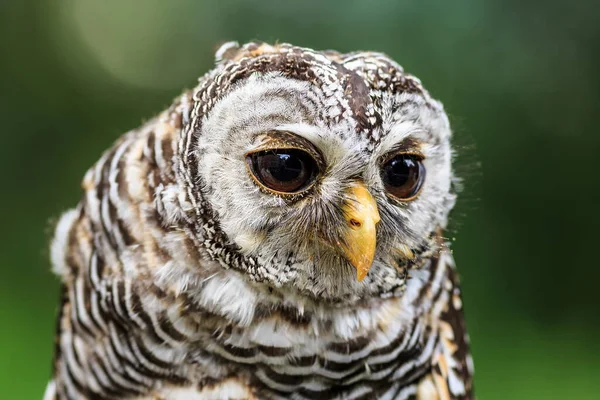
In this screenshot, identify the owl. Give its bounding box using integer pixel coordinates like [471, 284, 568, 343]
[44, 42, 474, 400]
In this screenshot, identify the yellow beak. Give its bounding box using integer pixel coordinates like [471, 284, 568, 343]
[340, 183, 381, 281]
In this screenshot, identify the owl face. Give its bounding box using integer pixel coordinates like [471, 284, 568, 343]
[183, 43, 455, 301]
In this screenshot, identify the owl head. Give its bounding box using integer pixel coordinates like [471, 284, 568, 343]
[177, 42, 456, 302]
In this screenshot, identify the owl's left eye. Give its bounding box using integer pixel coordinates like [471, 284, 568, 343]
[246, 149, 318, 194]
[381, 153, 426, 201]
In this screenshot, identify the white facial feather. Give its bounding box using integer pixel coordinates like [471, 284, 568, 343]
[191, 72, 454, 301]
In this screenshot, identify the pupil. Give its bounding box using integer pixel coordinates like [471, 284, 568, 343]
[267, 153, 303, 181]
[386, 157, 415, 186]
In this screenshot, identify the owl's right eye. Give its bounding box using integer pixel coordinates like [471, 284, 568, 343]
[246, 149, 318, 194]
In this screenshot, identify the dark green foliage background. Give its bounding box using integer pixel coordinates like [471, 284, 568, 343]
[1, 1, 598, 398]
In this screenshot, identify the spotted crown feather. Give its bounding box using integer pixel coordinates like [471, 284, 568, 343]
[45, 42, 474, 399]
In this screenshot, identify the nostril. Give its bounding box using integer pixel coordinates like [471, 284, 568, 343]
[349, 218, 362, 228]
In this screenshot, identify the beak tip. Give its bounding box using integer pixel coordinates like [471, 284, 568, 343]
[354, 258, 373, 282]
[356, 270, 368, 282]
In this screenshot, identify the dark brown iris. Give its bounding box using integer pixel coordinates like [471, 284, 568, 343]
[381, 154, 425, 200]
[247, 149, 318, 193]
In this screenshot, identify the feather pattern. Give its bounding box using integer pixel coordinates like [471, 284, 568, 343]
[46, 42, 473, 399]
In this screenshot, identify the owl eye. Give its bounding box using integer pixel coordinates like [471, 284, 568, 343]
[247, 149, 318, 194]
[381, 154, 425, 200]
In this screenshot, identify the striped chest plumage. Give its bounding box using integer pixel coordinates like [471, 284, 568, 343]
[197, 256, 464, 400]
[49, 238, 468, 399]
[46, 42, 474, 399]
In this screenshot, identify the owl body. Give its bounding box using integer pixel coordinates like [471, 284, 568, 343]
[46, 42, 474, 399]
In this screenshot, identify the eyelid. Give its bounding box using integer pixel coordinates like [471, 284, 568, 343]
[380, 149, 425, 166]
[379, 136, 425, 164]
[245, 130, 325, 168]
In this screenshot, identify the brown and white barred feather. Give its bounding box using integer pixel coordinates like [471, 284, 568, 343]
[45, 42, 474, 399]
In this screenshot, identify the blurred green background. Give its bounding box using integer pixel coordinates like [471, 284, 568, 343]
[1, 0, 599, 399]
